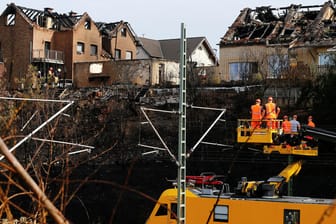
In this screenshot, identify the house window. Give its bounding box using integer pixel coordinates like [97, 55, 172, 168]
[121, 28, 127, 37]
[77, 42, 85, 54]
[214, 205, 228, 222]
[126, 51, 133, 59]
[319, 53, 335, 66]
[229, 62, 258, 81]
[6, 13, 15, 26]
[90, 44, 98, 56]
[284, 209, 300, 224]
[45, 41, 51, 58]
[268, 54, 289, 78]
[84, 19, 91, 30]
[115, 49, 121, 59]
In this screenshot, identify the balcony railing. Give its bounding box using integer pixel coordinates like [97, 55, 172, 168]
[315, 65, 336, 74]
[32, 49, 64, 62]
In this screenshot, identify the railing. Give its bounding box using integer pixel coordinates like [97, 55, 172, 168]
[237, 119, 282, 144]
[32, 49, 64, 61]
[311, 65, 336, 75]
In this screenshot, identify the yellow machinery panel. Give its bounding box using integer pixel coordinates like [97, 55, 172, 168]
[237, 119, 279, 144]
[263, 144, 318, 156]
[237, 119, 318, 156]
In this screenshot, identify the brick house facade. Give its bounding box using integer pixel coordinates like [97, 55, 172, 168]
[0, 4, 109, 88]
[96, 21, 138, 60]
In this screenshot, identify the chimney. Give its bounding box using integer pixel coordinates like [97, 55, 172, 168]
[44, 7, 53, 13]
[69, 11, 77, 17]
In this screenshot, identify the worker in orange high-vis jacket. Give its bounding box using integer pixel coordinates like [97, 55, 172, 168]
[264, 96, 280, 129]
[250, 98, 264, 129]
[305, 115, 317, 147]
[307, 115, 315, 128]
[281, 115, 291, 144]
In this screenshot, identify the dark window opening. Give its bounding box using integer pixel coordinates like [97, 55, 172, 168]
[45, 41, 51, 58]
[45, 41, 51, 51]
[84, 19, 91, 30]
[155, 203, 168, 216]
[121, 28, 127, 37]
[284, 209, 300, 224]
[6, 13, 15, 26]
[170, 203, 177, 220]
[115, 49, 121, 59]
[90, 44, 98, 56]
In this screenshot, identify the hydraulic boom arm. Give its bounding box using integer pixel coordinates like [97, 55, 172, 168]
[236, 160, 303, 198]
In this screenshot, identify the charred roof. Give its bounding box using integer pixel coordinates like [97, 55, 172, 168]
[3, 3, 85, 30]
[220, 1, 336, 48]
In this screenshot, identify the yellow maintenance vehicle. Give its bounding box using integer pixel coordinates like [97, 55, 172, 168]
[236, 119, 322, 156]
[146, 160, 336, 224]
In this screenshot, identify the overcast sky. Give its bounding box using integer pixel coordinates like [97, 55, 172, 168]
[4, 0, 325, 53]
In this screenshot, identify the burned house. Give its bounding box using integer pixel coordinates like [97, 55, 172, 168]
[0, 3, 218, 89]
[0, 3, 108, 88]
[0, 3, 140, 89]
[73, 21, 141, 87]
[73, 36, 218, 88]
[96, 21, 139, 60]
[219, 1, 336, 83]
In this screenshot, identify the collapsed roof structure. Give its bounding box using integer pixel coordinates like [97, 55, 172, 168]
[220, 1, 336, 48]
[3, 3, 86, 30]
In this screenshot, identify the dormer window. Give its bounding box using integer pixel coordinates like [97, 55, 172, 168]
[6, 13, 15, 26]
[84, 19, 91, 30]
[121, 28, 127, 37]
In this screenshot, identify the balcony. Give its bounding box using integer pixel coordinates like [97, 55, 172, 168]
[32, 49, 64, 64]
[315, 65, 336, 75]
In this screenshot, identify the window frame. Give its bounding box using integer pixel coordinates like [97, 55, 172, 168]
[284, 209, 300, 224]
[77, 42, 85, 54]
[121, 28, 127, 37]
[90, 44, 98, 56]
[125, 51, 133, 60]
[214, 205, 229, 222]
[268, 54, 289, 78]
[115, 49, 121, 59]
[229, 62, 258, 81]
[318, 52, 335, 66]
[84, 19, 91, 30]
[6, 13, 15, 26]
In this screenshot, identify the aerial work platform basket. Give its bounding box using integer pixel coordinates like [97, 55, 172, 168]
[236, 119, 318, 156]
